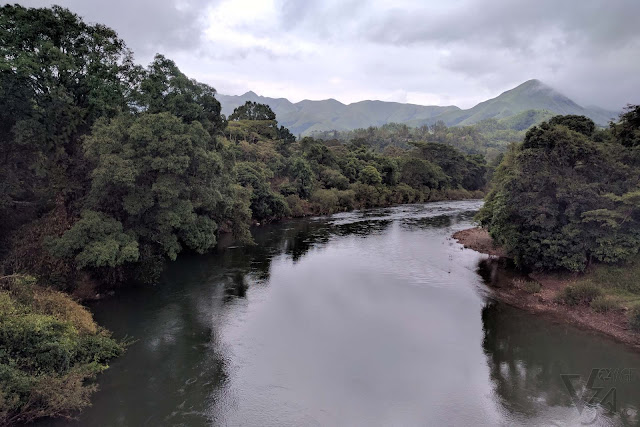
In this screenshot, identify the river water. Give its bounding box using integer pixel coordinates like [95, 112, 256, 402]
[49, 200, 640, 426]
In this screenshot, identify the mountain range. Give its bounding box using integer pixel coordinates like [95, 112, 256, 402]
[217, 79, 619, 136]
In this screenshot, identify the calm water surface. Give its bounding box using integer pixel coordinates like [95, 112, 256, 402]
[48, 200, 640, 426]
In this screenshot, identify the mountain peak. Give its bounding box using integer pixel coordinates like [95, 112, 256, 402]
[243, 90, 258, 97]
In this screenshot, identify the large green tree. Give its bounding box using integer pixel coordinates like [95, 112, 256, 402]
[0, 5, 134, 241]
[49, 112, 238, 276]
[478, 112, 640, 271]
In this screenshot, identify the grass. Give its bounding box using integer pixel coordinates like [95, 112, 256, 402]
[574, 256, 640, 310]
[556, 282, 602, 306]
[512, 278, 541, 294]
[590, 295, 621, 313]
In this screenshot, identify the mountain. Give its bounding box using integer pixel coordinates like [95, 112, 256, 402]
[217, 80, 619, 136]
[419, 79, 618, 127]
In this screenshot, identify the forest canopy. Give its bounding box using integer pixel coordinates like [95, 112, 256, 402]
[0, 4, 488, 292]
[477, 107, 640, 271]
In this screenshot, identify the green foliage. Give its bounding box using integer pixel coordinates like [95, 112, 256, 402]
[611, 105, 640, 148]
[46, 211, 138, 269]
[236, 162, 290, 221]
[548, 115, 596, 136]
[0, 4, 134, 241]
[137, 55, 225, 136]
[556, 283, 603, 306]
[399, 158, 448, 189]
[479, 111, 640, 271]
[512, 278, 541, 294]
[229, 101, 276, 121]
[359, 165, 382, 185]
[590, 295, 619, 313]
[0, 276, 125, 424]
[290, 157, 315, 198]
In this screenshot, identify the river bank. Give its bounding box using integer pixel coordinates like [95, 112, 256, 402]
[454, 227, 640, 351]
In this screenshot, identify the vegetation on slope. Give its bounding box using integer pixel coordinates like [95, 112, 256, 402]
[311, 109, 558, 162]
[477, 108, 640, 272]
[217, 80, 618, 136]
[0, 275, 125, 425]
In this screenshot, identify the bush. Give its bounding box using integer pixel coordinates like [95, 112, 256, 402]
[0, 275, 125, 425]
[556, 282, 602, 306]
[335, 190, 356, 211]
[310, 189, 339, 215]
[358, 165, 382, 186]
[512, 278, 541, 294]
[628, 306, 640, 332]
[590, 295, 619, 313]
[285, 195, 307, 217]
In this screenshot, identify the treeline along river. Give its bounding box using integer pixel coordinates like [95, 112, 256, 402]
[42, 200, 640, 426]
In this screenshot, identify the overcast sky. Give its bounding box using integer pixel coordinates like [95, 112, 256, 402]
[20, 0, 640, 109]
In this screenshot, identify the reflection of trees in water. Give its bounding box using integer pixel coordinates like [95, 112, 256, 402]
[481, 285, 640, 425]
[400, 214, 452, 230]
[481, 302, 574, 418]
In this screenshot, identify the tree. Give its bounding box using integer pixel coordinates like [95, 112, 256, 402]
[50, 112, 239, 271]
[359, 165, 383, 186]
[399, 158, 448, 189]
[136, 55, 225, 136]
[229, 101, 276, 121]
[236, 162, 289, 221]
[611, 105, 640, 147]
[548, 115, 595, 136]
[478, 112, 640, 271]
[0, 5, 134, 240]
[290, 157, 314, 198]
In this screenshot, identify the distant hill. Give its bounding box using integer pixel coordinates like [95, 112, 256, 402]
[217, 80, 619, 136]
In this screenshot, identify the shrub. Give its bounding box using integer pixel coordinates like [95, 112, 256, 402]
[310, 189, 340, 215]
[628, 306, 640, 332]
[335, 190, 356, 211]
[512, 278, 541, 294]
[358, 165, 382, 186]
[556, 282, 602, 306]
[0, 275, 125, 425]
[590, 295, 619, 313]
[285, 195, 307, 217]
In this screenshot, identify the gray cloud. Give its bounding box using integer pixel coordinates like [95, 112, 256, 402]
[21, 0, 214, 61]
[13, 0, 640, 110]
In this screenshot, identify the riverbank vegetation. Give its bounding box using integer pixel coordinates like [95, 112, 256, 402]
[0, 275, 125, 425]
[0, 4, 488, 293]
[464, 105, 640, 338]
[0, 6, 490, 422]
[478, 109, 640, 272]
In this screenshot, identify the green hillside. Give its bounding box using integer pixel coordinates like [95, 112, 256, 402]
[218, 80, 618, 136]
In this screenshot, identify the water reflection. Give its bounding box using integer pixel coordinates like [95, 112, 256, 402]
[481, 289, 640, 426]
[39, 200, 640, 427]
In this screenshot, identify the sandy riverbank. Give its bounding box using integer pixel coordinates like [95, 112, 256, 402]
[454, 227, 640, 351]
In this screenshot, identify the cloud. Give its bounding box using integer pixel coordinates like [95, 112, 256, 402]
[15, 0, 640, 110]
[21, 0, 214, 62]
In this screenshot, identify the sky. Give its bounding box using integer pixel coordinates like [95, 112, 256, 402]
[19, 0, 640, 110]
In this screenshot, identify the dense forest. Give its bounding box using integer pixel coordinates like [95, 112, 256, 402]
[478, 109, 640, 272]
[0, 5, 488, 290]
[0, 6, 488, 423]
[311, 109, 559, 162]
[2, 4, 636, 425]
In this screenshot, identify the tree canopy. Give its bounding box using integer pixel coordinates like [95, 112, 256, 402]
[478, 111, 640, 271]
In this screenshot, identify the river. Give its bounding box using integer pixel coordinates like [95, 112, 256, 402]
[47, 200, 640, 426]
